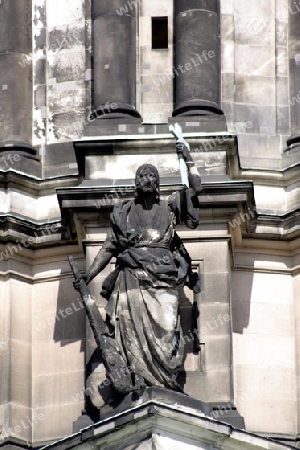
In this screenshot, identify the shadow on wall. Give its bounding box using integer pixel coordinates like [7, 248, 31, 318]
[53, 276, 86, 351]
[231, 270, 254, 334]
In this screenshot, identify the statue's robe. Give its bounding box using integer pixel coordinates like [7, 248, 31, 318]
[99, 189, 199, 390]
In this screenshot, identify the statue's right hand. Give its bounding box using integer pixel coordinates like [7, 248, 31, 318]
[73, 272, 88, 292]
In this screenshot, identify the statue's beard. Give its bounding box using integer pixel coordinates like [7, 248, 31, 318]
[135, 184, 159, 200]
[136, 184, 156, 193]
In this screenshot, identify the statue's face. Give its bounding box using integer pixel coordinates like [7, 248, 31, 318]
[136, 166, 157, 193]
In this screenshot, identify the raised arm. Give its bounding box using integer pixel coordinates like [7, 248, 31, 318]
[168, 142, 202, 229]
[176, 142, 202, 194]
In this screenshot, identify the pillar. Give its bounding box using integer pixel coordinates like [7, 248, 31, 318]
[173, 0, 223, 117]
[0, 0, 34, 151]
[92, 0, 141, 119]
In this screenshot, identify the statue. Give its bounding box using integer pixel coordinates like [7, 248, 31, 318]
[71, 138, 202, 397]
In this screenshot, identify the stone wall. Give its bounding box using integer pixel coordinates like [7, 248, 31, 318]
[221, 0, 289, 168]
[232, 269, 296, 435]
[33, 0, 88, 177]
[1, 0, 300, 448]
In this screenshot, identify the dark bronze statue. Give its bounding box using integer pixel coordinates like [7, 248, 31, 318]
[72, 141, 202, 396]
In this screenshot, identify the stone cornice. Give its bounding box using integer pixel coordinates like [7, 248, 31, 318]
[57, 181, 255, 240]
[0, 139, 300, 253]
[228, 145, 300, 187]
[0, 137, 299, 193]
[0, 245, 84, 280]
[0, 214, 66, 250]
[0, 170, 79, 196]
[74, 134, 300, 187]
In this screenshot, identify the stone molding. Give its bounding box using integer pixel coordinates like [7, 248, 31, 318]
[39, 388, 293, 450]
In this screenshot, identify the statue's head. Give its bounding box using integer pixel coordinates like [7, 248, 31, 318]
[135, 164, 160, 200]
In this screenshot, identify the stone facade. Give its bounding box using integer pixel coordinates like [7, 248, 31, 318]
[0, 1, 300, 449]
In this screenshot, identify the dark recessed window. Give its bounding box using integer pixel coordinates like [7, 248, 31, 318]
[152, 17, 168, 50]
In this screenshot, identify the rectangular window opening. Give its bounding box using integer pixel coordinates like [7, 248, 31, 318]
[152, 17, 168, 50]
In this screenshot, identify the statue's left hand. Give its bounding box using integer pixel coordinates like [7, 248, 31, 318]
[176, 141, 191, 162]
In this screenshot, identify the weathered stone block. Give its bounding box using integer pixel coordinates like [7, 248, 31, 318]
[32, 404, 83, 442]
[33, 279, 85, 344]
[44, 142, 77, 166]
[235, 75, 275, 106]
[204, 335, 231, 369]
[221, 15, 234, 41]
[235, 44, 275, 77]
[185, 367, 231, 403]
[234, 1, 275, 19]
[237, 134, 282, 162]
[199, 303, 231, 337]
[142, 0, 172, 16]
[276, 76, 289, 105]
[220, 0, 234, 15]
[33, 370, 85, 408]
[201, 272, 230, 304]
[222, 41, 234, 74]
[33, 342, 85, 377]
[234, 17, 274, 45]
[191, 241, 229, 274]
[47, 0, 85, 27]
[10, 340, 31, 405]
[221, 75, 234, 107]
[0, 53, 33, 146]
[276, 0, 289, 19]
[11, 281, 32, 342]
[276, 19, 288, 46]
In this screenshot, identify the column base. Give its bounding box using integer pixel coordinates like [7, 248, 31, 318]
[172, 100, 224, 117]
[91, 102, 141, 120]
[287, 132, 300, 147]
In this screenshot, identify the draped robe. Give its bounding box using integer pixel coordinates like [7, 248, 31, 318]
[92, 188, 199, 390]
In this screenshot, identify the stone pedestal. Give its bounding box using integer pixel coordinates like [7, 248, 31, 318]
[43, 388, 294, 450]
